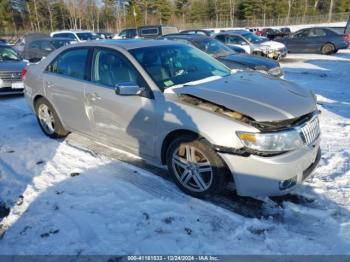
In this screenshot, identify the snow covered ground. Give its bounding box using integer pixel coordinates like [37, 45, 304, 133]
[0, 50, 350, 255]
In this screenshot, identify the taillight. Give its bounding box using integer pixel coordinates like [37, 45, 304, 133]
[20, 68, 27, 79]
[343, 34, 350, 43]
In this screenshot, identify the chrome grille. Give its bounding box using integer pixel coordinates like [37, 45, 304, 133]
[0, 71, 22, 83]
[300, 116, 320, 146]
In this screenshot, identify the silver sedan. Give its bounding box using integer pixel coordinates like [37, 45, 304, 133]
[23, 40, 321, 197]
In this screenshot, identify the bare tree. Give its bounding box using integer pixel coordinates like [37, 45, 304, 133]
[285, 0, 294, 25]
[328, 0, 334, 22]
[26, 1, 35, 31]
[229, 0, 235, 27]
[46, 0, 54, 32]
[33, 0, 40, 31]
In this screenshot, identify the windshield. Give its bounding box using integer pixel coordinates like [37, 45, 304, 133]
[242, 32, 265, 44]
[76, 32, 97, 40]
[130, 44, 231, 90]
[51, 40, 71, 49]
[0, 47, 22, 61]
[192, 38, 235, 57]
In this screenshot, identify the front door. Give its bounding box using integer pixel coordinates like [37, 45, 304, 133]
[85, 47, 157, 158]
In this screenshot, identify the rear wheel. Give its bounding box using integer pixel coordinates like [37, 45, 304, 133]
[321, 43, 335, 55]
[166, 135, 228, 197]
[35, 98, 68, 138]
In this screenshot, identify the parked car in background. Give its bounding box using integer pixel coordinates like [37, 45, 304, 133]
[276, 27, 349, 54]
[180, 29, 215, 37]
[260, 28, 289, 40]
[22, 37, 72, 62]
[114, 28, 138, 39]
[214, 30, 288, 60]
[0, 39, 9, 45]
[280, 27, 291, 35]
[23, 40, 320, 197]
[51, 30, 99, 42]
[96, 32, 114, 39]
[160, 34, 283, 77]
[0, 44, 27, 95]
[138, 25, 178, 38]
[115, 26, 179, 39]
[13, 32, 49, 54]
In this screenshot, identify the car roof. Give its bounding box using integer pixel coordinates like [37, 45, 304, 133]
[163, 33, 210, 40]
[51, 30, 92, 34]
[216, 30, 249, 35]
[31, 37, 72, 42]
[70, 39, 185, 50]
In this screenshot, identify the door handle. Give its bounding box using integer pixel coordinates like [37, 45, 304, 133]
[90, 92, 101, 102]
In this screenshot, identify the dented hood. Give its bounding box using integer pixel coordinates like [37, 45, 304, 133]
[173, 71, 316, 122]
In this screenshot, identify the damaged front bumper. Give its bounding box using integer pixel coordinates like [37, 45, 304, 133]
[218, 139, 321, 197]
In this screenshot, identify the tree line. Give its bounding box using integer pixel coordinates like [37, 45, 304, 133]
[1, 0, 349, 35]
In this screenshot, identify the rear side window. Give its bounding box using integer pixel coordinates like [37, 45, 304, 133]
[47, 48, 89, 80]
[310, 28, 327, 37]
[227, 35, 243, 44]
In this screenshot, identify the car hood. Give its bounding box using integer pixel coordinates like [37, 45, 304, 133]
[218, 53, 278, 70]
[0, 60, 27, 72]
[173, 71, 316, 122]
[256, 40, 286, 49]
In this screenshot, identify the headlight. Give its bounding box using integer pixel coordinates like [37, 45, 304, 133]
[236, 129, 304, 153]
[268, 67, 283, 77]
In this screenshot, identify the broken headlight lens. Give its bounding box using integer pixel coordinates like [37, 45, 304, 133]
[236, 129, 304, 153]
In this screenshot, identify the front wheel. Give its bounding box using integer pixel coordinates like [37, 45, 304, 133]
[166, 135, 228, 197]
[35, 98, 68, 138]
[321, 43, 335, 55]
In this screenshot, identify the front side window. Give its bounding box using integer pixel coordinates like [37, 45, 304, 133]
[242, 32, 264, 44]
[130, 44, 231, 90]
[192, 39, 235, 57]
[91, 48, 144, 88]
[47, 48, 88, 80]
[294, 29, 310, 38]
[227, 35, 244, 45]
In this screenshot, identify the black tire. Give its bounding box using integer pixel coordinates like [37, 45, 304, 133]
[34, 97, 68, 139]
[321, 43, 335, 55]
[166, 134, 229, 198]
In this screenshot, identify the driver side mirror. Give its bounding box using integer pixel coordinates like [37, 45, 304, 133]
[241, 41, 247, 45]
[115, 82, 144, 96]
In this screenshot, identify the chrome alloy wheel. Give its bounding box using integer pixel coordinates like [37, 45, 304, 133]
[172, 145, 213, 192]
[38, 104, 55, 135]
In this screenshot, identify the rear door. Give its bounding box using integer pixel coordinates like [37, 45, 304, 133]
[307, 28, 328, 52]
[44, 47, 92, 134]
[287, 29, 311, 52]
[84, 47, 157, 157]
